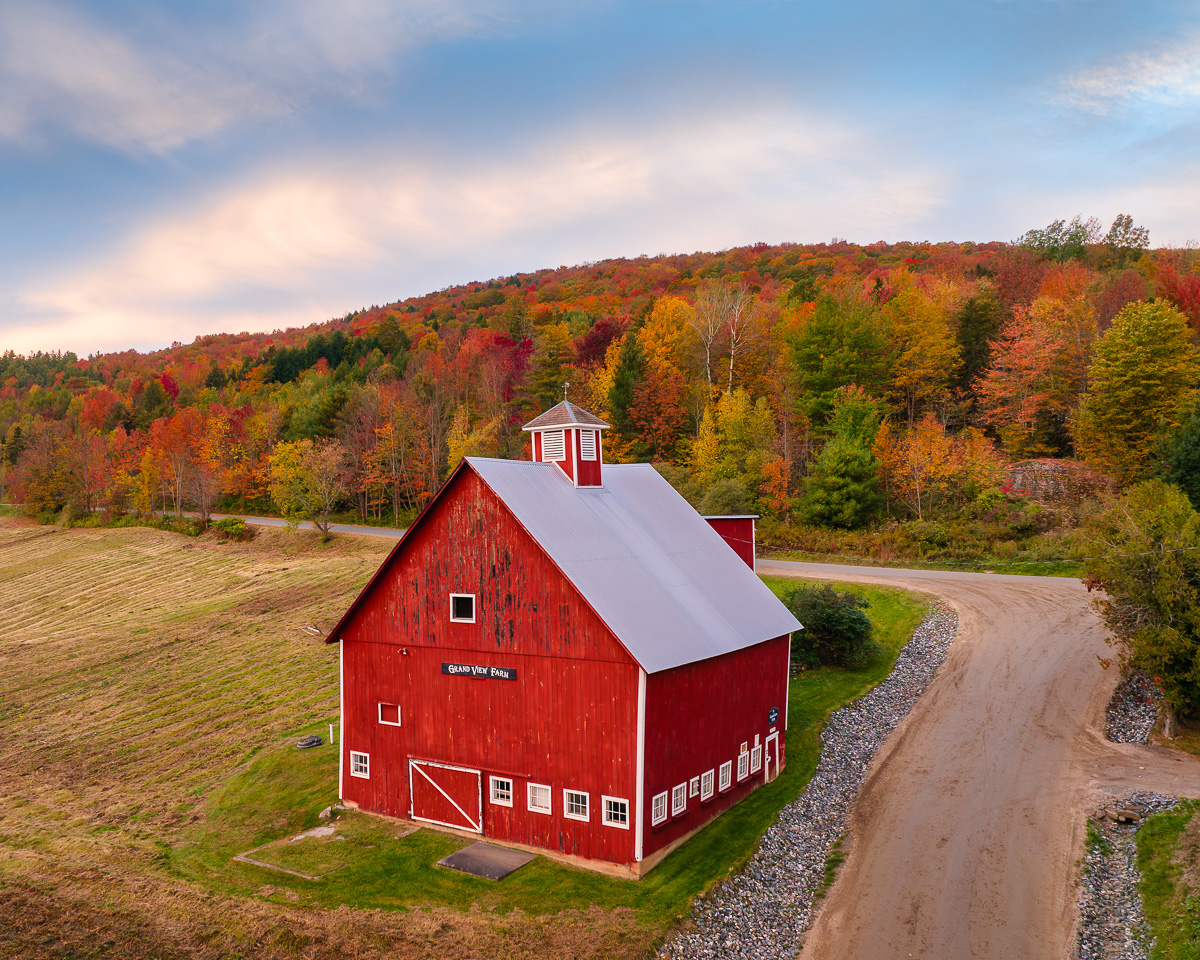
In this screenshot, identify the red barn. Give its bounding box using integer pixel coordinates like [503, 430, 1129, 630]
[327, 401, 801, 876]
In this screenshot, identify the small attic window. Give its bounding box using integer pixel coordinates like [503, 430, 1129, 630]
[541, 430, 566, 462]
[450, 594, 475, 622]
[579, 430, 596, 461]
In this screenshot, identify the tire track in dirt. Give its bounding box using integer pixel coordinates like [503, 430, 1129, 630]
[758, 560, 1200, 960]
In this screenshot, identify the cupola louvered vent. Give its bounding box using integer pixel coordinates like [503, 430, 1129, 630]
[580, 430, 596, 461]
[542, 430, 566, 461]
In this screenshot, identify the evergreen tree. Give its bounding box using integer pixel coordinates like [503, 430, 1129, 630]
[607, 331, 647, 448]
[953, 284, 1006, 390]
[799, 386, 883, 529]
[530, 323, 574, 411]
[1158, 399, 1200, 511]
[785, 294, 892, 428]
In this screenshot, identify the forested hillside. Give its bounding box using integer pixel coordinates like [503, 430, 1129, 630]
[4, 216, 1199, 550]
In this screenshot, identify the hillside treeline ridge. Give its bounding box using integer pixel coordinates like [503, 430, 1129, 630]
[4, 217, 1200, 542]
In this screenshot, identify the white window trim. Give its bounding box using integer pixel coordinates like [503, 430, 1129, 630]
[750, 745, 763, 774]
[449, 593, 476, 623]
[563, 789, 590, 822]
[737, 752, 749, 782]
[719, 760, 733, 791]
[377, 702, 401, 727]
[602, 795, 630, 830]
[651, 790, 668, 825]
[701, 769, 715, 800]
[689, 776, 700, 797]
[350, 750, 370, 779]
[671, 783, 687, 816]
[489, 776, 513, 807]
[542, 429, 566, 462]
[527, 782, 552, 815]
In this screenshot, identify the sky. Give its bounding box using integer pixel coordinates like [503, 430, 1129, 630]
[1, 0, 1198, 357]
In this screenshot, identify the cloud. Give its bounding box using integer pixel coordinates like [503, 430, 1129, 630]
[0, 0, 521, 153]
[7, 105, 948, 354]
[1061, 33, 1200, 113]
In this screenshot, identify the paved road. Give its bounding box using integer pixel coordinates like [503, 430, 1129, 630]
[202, 513, 407, 539]
[758, 559, 1200, 960]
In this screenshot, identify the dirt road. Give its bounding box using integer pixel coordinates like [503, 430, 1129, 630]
[758, 559, 1200, 960]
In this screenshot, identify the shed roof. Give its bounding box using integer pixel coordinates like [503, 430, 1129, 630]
[467, 458, 800, 673]
[522, 400, 610, 431]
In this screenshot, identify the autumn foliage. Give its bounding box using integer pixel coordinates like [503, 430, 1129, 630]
[2, 217, 1196, 538]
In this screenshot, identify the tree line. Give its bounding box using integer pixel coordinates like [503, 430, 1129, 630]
[4, 219, 1199, 533]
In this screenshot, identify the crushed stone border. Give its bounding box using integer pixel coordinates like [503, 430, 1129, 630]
[660, 602, 958, 960]
[1077, 792, 1179, 960]
[1106, 672, 1162, 745]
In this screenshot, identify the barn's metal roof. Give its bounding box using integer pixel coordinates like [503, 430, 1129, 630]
[522, 400, 610, 431]
[468, 458, 801, 674]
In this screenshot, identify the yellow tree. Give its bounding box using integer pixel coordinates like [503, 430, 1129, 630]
[883, 276, 960, 424]
[268, 439, 349, 541]
[690, 388, 776, 496]
[1073, 300, 1200, 484]
[640, 296, 697, 377]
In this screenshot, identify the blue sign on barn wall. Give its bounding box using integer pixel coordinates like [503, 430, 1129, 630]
[442, 662, 518, 681]
[768, 706, 779, 723]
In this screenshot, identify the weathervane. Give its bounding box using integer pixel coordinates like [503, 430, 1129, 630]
[563, 381, 570, 400]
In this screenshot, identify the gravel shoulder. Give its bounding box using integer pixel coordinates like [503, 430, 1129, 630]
[661, 604, 957, 959]
[754, 560, 1200, 960]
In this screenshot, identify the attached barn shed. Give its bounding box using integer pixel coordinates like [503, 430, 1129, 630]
[327, 401, 801, 875]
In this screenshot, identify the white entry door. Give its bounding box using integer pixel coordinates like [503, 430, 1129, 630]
[764, 732, 780, 783]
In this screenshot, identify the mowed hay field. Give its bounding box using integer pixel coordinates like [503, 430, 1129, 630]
[0, 517, 649, 960]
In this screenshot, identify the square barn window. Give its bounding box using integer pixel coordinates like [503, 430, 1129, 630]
[701, 769, 714, 800]
[564, 790, 589, 821]
[527, 783, 552, 814]
[737, 752, 749, 782]
[542, 430, 566, 461]
[450, 594, 475, 622]
[602, 796, 629, 829]
[719, 761, 732, 791]
[490, 776, 513, 806]
[671, 783, 687, 816]
[651, 791, 668, 825]
[378, 702, 401, 726]
[350, 751, 370, 779]
[579, 430, 597, 461]
[689, 776, 700, 797]
[750, 745, 763, 774]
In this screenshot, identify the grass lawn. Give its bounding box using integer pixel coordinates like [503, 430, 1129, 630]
[1135, 799, 1200, 959]
[171, 575, 928, 930]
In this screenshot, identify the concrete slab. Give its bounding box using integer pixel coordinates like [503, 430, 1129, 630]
[436, 841, 537, 880]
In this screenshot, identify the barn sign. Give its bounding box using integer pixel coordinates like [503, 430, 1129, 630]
[442, 662, 518, 681]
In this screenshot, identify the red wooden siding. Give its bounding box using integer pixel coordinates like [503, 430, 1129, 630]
[704, 516, 756, 570]
[573, 428, 602, 487]
[339, 467, 640, 865]
[640, 634, 790, 858]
